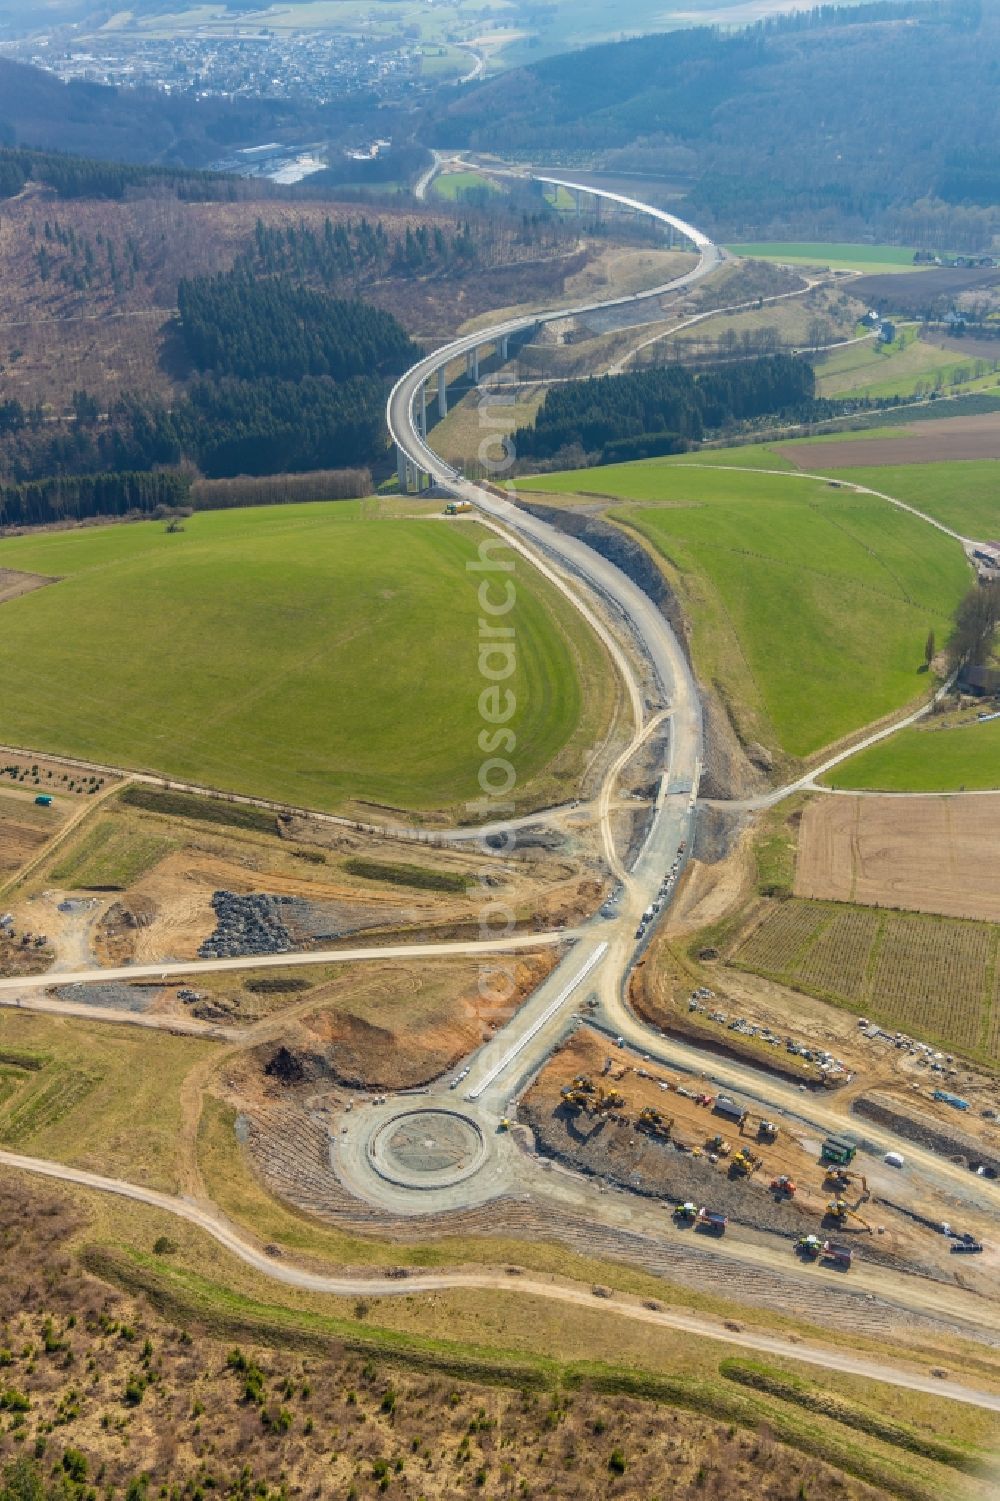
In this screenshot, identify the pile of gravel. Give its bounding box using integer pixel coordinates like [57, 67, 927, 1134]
[199, 891, 294, 959]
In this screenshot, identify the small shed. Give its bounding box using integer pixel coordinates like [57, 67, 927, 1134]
[821, 1137, 857, 1166]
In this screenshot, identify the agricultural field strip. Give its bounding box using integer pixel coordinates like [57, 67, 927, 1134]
[5, 1146, 1000, 1412]
[734, 900, 997, 1059]
[0, 773, 126, 900]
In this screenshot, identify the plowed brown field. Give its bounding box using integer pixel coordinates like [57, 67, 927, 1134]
[795, 792, 1000, 920]
[778, 413, 1000, 469]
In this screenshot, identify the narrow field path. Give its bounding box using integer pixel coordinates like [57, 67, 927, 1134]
[5, 1148, 1000, 1412]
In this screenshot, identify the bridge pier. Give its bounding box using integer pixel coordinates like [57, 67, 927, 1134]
[498, 334, 509, 362]
[396, 445, 407, 489]
[466, 346, 480, 383]
[437, 366, 448, 418]
[419, 384, 428, 440]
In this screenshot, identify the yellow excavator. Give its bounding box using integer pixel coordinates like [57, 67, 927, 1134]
[637, 1105, 673, 1139]
[825, 1197, 873, 1233]
[730, 1148, 762, 1178]
[823, 1168, 870, 1210]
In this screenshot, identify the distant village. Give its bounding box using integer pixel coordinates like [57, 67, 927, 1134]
[2, 28, 425, 108]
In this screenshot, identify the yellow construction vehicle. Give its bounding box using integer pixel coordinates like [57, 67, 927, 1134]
[560, 1085, 590, 1113]
[730, 1148, 762, 1178]
[707, 1134, 731, 1157]
[674, 1201, 698, 1222]
[637, 1105, 673, 1139]
[498, 1118, 510, 1132]
[594, 1086, 625, 1115]
[823, 1168, 869, 1208]
[825, 1198, 873, 1233]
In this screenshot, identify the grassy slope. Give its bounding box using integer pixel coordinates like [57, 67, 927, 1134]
[727, 242, 924, 273]
[432, 169, 500, 199]
[825, 716, 1000, 792]
[814, 335, 972, 399]
[832, 460, 1000, 539]
[520, 462, 969, 758]
[0, 503, 606, 814]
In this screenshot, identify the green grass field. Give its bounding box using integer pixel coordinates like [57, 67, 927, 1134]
[828, 460, 1000, 539]
[0, 503, 607, 814]
[519, 462, 969, 758]
[811, 331, 991, 400]
[824, 715, 1000, 792]
[727, 242, 925, 273]
[432, 170, 502, 201]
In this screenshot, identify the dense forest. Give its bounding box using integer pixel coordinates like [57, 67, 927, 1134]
[0, 469, 187, 527]
[177, 274, 420, 382]
[433, 0, 1000, 244]
[519, 356, 818, 462]
[247, 215, 479, 286]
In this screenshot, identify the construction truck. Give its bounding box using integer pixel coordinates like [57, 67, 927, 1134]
[826, 1198, 873, 1233]
[796, 1234, 822, 1257]
[822, 1240, 854, 1268]
[696, 1207, 728, 1234]
[444, 500, 472, 515]
[637, 1105, 673, 1139]
[770, 1175, 796, 1197]
[674, 1201, 698, 1222]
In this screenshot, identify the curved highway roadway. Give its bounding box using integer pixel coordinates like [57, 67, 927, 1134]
[386, 175, 717, 1106]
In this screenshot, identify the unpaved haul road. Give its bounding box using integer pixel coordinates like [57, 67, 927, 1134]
[0, 932, 569, 997]
[5, 1148, 999, 1412]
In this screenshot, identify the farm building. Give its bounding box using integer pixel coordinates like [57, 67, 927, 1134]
[959, 665, 1000, 696]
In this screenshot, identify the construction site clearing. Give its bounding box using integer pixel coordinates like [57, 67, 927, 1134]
[0, 772, 602, 979]
[519, 1029, 998, 1286]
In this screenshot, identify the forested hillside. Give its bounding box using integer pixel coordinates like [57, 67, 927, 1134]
[0, 59, 309, 168]
[520, 356, 818, 463]
[433, 0, 1000, 244]
[177, 275, 419, 382]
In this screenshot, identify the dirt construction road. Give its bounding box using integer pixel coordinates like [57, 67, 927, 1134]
[5, 1148, 1000, 1413]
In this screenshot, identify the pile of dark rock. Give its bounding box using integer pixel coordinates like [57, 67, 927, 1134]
[198, 891, 294, 959]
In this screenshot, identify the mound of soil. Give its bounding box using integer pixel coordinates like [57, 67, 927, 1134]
[852, 1093, 1000, 1176]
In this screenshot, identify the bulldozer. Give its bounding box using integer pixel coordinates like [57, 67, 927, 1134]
[637, 1105, 673, 1140]
[826, 1197, 873, 1233]
[770, 1174, 796, 1197]
[730, 1148, 762, 1178]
